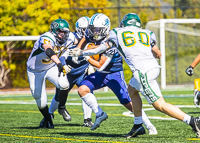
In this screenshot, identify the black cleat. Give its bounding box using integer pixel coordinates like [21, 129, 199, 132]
[39, 114, 54, 128]
[58, 106, 71, 122]
[125, 124, 145, 138]
[46, 120, 54, 129]
[39, 118, 47, 128]
[193, 117, 200, 137]
[83, 118, 94, 127]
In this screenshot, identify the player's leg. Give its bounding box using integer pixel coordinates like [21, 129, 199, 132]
[27, 69, 53, 128]
[78, 72, 108, 130]
[107, 71, 151, 136]
[75, 73, 93, 127]
[82, 100, 93, 127]
[143, 68, 200, 137]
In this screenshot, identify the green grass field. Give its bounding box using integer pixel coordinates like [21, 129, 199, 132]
[1, 90, 200, 143]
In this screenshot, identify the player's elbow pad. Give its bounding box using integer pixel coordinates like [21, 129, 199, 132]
[45, 48, 56, 59]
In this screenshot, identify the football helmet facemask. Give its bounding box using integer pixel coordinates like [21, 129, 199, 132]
[87, 13, 110, 42]
[75, 16, 90, 38]
[50, 19, 70, 43]
[120, 13, 141, 28]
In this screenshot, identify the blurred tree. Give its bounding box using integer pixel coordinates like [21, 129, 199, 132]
[0, 0, 111, 88]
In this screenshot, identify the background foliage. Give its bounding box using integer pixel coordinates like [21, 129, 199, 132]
[1, 0, 200, 88]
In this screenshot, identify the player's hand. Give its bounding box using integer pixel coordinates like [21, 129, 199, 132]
[84, 56, 90, 61]
[185, 66, 193, 76]
[72, 57, 80, 64]
[63, 65, 72, 75]
[69, 47, 82, 57]
[57, 63, 64, 77]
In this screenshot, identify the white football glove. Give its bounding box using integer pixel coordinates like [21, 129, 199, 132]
[63, 65, 72, 75]
[87, 65, 95, 75]
[69, 47, 81, 57]
[84, 56, 90, 61]
[72, 57, 80, 64]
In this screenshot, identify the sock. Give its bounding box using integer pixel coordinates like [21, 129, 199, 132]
[49, 96, 59, 114]
[58, 89, 69, 109]
[39, 105, 52, 124]
[82, 100, 92, 119]
[183, 114, 191, 125]
[141, 109, 154, 128]
[134, 116, 143, 125]
[81, 92, 103, 116]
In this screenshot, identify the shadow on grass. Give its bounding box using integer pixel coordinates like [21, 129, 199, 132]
[16, 123, 82, 129]
[187, 112, 200, 114]
[57, 132, 124, 138]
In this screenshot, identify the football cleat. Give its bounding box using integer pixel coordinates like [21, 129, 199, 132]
[147, 126, 157, 135]
[83, 118, 94, 127]
[39, 118, 47, 128]
[58, 106, 71, 122]
[39, 114, 54, 128]
[194, 90, 200, 108]
[91, 112, 108, 130]
[125, 124, 145, 138]
[193, 117, 200, 137]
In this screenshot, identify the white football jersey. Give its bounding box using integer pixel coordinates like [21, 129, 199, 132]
[27, 31, 75, 72]
[108, 26, 160, 74]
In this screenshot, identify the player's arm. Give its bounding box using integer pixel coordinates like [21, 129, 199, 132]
[185, 54, 200, 76]
[42, 43, 64, 76]
[86, 54, 112, 71]
[152, 45, 161, 59]
[76, 37, 88, 50]
[190, 54, 200, 68]
[43, 44, 61, 65]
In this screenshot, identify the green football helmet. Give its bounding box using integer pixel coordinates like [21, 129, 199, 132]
[50, 19, 70, 43]
[120, 13, 141, 28]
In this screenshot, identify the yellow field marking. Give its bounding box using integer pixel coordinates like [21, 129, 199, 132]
[187, 138, 200, 140]
[0, 133, 136, 143]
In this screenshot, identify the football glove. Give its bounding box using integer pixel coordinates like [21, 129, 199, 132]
[72, 57, 80, 64]
[185, 66, 193, 76]
[69, 47, 82, 57]
[63, 65, 72, 75]
[57, 63, 64, 77]
[87, 65, 95, 75]
[84, 56, 90, 61]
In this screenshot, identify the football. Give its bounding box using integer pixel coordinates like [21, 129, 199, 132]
[86, 43, 100, 61]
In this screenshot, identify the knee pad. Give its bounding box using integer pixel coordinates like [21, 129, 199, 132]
[58, 74, 69, 90]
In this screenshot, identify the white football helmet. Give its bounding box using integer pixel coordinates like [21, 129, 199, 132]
[75, 16, 90, 38]
[87, 13, 110, 42]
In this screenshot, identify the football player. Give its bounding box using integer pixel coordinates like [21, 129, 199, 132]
[69, 13, 157, 134]
[185, 54, 200, 108]
[69, 13, 200, 138]
[27, 19, 78, 128]
[46, 16, 94, 127]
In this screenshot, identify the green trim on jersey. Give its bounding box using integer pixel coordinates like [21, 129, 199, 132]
[150, 31, 153, 35]
[31, 48, 44, 58]
[111, 28, 126, 58]
[117, 44, 126, 58]
[41, 35, 55, 45]
[138, 71, 160, 103]
[112, 29, 117, 35]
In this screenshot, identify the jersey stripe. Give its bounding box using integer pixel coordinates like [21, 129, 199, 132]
[90, 13, 99, 25]
[41, 35, 55, 45]
[31, 48, 44, 58]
